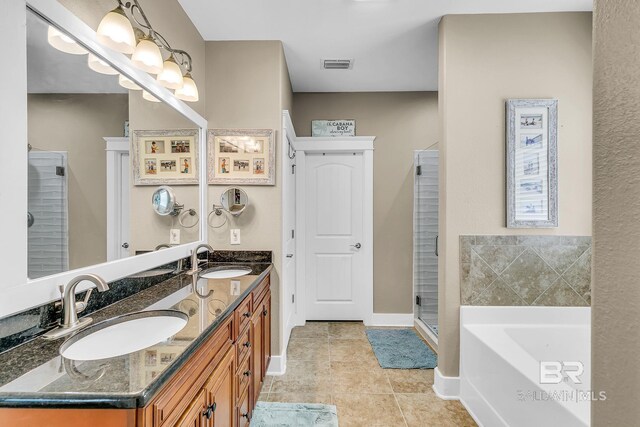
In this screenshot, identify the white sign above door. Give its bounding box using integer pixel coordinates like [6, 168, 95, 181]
[311, 119, 356, 137]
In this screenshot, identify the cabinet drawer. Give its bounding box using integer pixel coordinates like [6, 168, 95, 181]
[236, 352, 252, 401]
[236, 322, 252, 364]
[146, 316, 233, 427]
[237, 389, 251, 427]
[234, 295, 252, 339]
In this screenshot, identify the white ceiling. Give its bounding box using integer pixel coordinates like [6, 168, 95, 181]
[179, 0, 592, 92]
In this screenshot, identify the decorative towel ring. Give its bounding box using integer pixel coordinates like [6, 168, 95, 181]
[178, 208, 199, 228]
[208, 205, 227, 229]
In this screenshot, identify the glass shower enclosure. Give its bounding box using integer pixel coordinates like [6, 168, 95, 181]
[414, 149, 439, 339]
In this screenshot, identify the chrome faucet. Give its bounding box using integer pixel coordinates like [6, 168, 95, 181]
[43, 274, 110, 340]
[188, 244, 214, 299]
[155, 243, 184, 274]
[188, 243, 213, 276]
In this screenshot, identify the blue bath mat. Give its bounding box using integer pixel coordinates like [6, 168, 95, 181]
[366, 328, 437, 369]
[251, 402, 339, 427]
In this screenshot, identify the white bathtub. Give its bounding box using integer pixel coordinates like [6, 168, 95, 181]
[460, 306, 591, 427]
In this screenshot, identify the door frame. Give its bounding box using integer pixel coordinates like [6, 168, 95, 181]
[279, 111, 297, 373]
[294, 136, 375, 326]
[104, 137, 129, 262]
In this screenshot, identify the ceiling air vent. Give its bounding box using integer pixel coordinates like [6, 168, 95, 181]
[322, 59, 353, 70]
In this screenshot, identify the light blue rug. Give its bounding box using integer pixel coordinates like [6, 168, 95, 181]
[251, 402, 339, 427]
[366, 328, 437, 369]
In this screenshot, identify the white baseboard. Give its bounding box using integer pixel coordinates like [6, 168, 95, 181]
[370, 313, 414, 327]
[433, 367, 460, 400]
[266, 353, 286, 376]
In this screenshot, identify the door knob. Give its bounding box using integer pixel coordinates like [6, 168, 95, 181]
[121, 242, 129, 249]
[351, 243, 362, 249]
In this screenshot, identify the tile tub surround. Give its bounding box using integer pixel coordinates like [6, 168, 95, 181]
[460, 236, 591, 306]
[260, 322, 476, 427]
[0, 261, 272, 408]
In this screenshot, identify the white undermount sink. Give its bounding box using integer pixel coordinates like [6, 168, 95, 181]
[59, 310, 188, 361]
[200, 266, 252, 280]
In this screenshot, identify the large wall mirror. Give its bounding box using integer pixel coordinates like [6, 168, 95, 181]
[26, 8, 202, 279]
[0, 0, 207, 318]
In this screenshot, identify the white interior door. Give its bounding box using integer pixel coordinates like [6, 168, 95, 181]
[305, 153, 365, 320]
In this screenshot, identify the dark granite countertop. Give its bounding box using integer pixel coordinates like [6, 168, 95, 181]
[0, 262, 272, 409]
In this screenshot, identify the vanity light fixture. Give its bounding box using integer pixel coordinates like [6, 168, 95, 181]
[118, 74, 142, 90]
[87, 53, 119, 75]
[95, 0, 199, 102]
[47, 26, 88, 55]
[142, 90, 161, 102]
[131, 35, 164, 74]
[157, 55, 184, 89]
[175, 72, 199, 102]
[96, 5, 137, 54]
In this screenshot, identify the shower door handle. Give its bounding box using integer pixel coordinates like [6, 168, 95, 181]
[435, 235, 438, 257]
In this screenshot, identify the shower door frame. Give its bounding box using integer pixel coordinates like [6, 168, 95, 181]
[413, 149, 439, 349]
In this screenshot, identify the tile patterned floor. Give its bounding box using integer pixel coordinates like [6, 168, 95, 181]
[258, 322, 476, 427]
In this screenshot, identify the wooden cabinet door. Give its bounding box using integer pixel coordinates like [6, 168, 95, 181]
[251, 304, 264, 405]
[204, 348, 235, 427]
[262, 292, 271, 378]
[175, 389, 207, 427]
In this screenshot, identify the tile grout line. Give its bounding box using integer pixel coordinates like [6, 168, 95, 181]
[392, 390, 410, 427]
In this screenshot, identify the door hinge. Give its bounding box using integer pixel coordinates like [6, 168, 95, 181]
[415, 295, 422, 306]
[56, 166, 65, 177]
[292, 294, 295, 303]
[291, 229, 295, 239]
[416, 165, 422, 176]
[292, 164, 296, 174]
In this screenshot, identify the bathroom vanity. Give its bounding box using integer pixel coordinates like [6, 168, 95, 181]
[0, 265, 272, 427]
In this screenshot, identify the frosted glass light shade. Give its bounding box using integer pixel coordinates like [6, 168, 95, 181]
[142, 90, 161, 102]
[175, 74, 199, 102]
[88, 53, 119, 75]
[156, 56, 184, 90]
[96, 6, 136, 54]
[118, 74, 141, 91]
[47, 26, 87, 55]
[131, 38, 163, 74]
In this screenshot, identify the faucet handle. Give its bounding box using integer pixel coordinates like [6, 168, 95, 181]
[75, 288, 93, 314]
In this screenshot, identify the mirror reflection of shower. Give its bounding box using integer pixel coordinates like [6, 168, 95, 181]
[27, 145, 69, 279]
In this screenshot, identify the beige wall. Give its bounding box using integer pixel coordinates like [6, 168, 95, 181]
[27, 93, 128, 270]
[292, 92, 439, 313]
[205, 41, 292, 351]
[438, 12, 592, 376]
[127, 0, 207, 252]
[593, 1, 640, 424]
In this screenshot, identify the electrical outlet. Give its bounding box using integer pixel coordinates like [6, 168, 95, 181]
[230, 229, 241, 245]
[169, 229, 181, 245]
[230, 280, 241, 295]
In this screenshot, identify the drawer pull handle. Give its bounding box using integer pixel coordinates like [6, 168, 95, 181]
[243, 370, 252, 377]
[243, 311, 251, 318]
[203, 402, 216, 419]
[243, 341, 251, 348]
[241, 412, 250, 419]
